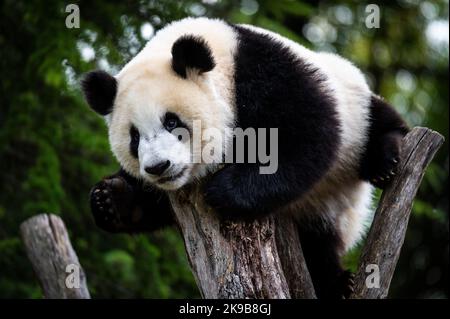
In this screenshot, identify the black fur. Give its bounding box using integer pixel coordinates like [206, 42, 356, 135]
[298, 220, 353, 299]
[90, 169, 173, 233]
[87, 23, 409, 300]
[204, 25, 341, 218]
[162, 111, 190, 133]
[359, 95, 409, 188]
[81, 70, 117, 115]
[171, 35, 216, 78]
[129, 125, 139, 159]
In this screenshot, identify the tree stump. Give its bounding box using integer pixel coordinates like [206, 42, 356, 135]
[20, 214, 90, 299]
[169, 127, 443, 299]
[169, 186, 315, 298]
[20, 127, 443, 299]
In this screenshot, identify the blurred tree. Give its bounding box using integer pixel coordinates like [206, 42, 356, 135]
[0, 0, 198, 298]
[0, 0, 447, 298]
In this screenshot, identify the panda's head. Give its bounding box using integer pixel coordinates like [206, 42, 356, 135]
[82, 35, 233, 190]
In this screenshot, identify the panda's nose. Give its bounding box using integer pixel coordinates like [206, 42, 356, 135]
[145, 160, 171, 176]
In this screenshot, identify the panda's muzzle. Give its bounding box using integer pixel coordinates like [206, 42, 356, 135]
[156, 166, 187, 184]
[144, 160, 171, 176]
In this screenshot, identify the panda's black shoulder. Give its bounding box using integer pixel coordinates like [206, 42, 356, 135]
[230, 24, 341, 166]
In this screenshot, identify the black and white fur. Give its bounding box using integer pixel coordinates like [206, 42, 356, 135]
[82, 18, 408, 299]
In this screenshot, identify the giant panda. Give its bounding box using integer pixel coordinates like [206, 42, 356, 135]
[82, 17, 408, 299]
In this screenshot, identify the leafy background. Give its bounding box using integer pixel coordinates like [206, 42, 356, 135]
[0, 0, 448, 298]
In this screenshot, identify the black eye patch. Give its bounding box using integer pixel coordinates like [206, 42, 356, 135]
[163, 112, 190, 137]
[129, 125, 140, 158]
[163, 112, 179, 131]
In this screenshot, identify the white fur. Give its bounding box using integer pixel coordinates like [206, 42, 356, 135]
[107, 18, 374, 251]
[108, 18, 237, 190]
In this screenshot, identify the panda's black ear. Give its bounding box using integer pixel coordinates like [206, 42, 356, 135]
[171, 35, 216, 78]
[81, 70, 117, 115]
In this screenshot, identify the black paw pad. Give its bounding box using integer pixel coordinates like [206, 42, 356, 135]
[89, 177, 132, 232]
[370, 156, 400, 189]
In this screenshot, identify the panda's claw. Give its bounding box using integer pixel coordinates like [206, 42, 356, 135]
[348, 276, 355, 287]
[339, 270, 355, 299]
[369, 154, 401, 189]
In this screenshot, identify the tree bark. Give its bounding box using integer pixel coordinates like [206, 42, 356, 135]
[274, 216, 316, 298]
[20, 214, 90, 299]
[169, 186, 316, 298]
[350, 127, 444, 299]
[170, 127, 442, 299]
[20, 127, 440, 299]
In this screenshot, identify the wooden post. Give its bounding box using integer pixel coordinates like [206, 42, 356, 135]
[274, 216, 316, 298]
[20, 214, 91, 299]
[350, 127, 444, 298]
[19, 128, 441, 299]
[169, 186, 316, 298]
[170, 127, 442, 299]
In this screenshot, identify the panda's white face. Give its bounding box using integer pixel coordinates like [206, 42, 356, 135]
[107, 56, 234, 190]
[113, 90, 192, 190]
[83, 22, 238, 190]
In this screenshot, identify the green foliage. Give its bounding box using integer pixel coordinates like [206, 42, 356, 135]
[0, 0, 199, 298]
[0, 0, 447, 298]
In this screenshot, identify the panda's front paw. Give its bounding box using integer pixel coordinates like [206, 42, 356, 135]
[203, 171, 252, 220]
[204, 183, 241, 219]
[90, 177, 134, 233]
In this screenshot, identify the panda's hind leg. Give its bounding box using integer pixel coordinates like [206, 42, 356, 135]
[298, 219, 354, 299]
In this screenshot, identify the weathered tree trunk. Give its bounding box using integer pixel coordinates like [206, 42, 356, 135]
[20, 214, 90, 299]
[274, 216, 316, 298]
[169, 186, 316, 298]
[170, 127, 443, 299]
[20, 128, 442, 299]
[350, 127, 444, 298]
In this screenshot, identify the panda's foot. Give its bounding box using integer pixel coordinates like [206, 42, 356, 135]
[338, 270, 355, 299]
[361, 132, 403, 189]
[90, 176, 138, 233]
[370, 150, 400, 189]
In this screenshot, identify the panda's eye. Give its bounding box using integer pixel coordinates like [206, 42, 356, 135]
[163, 113, 179, 132]
[130, 125, 140, 142]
